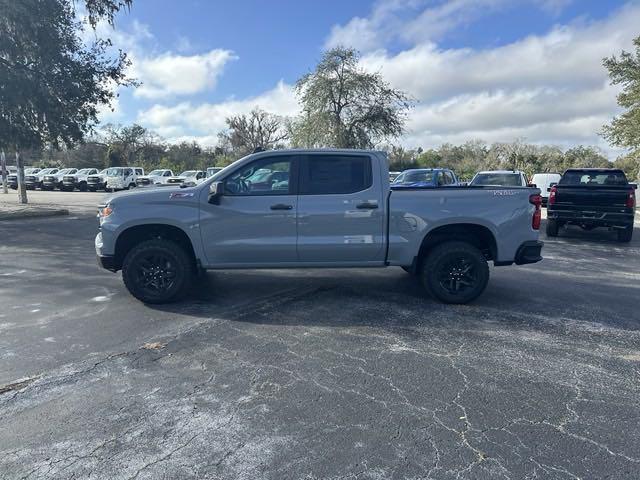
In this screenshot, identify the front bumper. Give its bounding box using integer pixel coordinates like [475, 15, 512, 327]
[97, 255, 118, 272]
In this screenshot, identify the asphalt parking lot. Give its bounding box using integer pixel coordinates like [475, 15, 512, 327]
[1, 192, 639, 479]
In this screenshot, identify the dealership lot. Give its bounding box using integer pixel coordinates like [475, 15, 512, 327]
[1, 198, 639, 479]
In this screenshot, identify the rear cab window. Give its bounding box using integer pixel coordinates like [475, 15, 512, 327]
[560, 170, 628, 186]
[300, 154, 372, 195]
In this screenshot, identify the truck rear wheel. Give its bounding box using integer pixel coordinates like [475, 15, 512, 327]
[546, 219, 559, 237]
[421, 241, 489, 304]
[617, 225, 633, 243]
[122, 239, 194, 304]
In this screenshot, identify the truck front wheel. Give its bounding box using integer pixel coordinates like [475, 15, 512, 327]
[122, 239, 194, 304]
[421, 241, 489, 304]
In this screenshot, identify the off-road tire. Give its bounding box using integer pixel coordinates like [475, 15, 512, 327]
[546, 219, 559, 237]
[421, 241, 489, 304]
[122, 239, 194, 304]
[617, 225, 633, 243]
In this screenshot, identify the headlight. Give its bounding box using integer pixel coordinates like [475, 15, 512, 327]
[98, 205, 113, 218]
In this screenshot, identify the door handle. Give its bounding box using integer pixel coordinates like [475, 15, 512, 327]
[270, 204, 293, 210]
[356, 202, 378, 209]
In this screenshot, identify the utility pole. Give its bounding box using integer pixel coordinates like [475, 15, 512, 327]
[16, 149, 27, 204]
[1, 150, 7, 194]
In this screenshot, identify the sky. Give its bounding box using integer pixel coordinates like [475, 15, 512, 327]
[94, 0, 640, 158]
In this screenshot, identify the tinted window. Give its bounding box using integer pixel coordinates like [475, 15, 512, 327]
[471, 173, 522, 186]
[301, 155, 372, 195]
[560, 170, 627, 186]
[225, 156, 293, 195]
[393, 170, 434, 185]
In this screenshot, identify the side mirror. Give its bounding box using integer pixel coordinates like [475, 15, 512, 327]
[630, 183, 637, 190]
[208, 181, 223, 204]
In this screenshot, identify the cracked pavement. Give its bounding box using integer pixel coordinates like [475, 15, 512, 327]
[1, 211, 639, 479]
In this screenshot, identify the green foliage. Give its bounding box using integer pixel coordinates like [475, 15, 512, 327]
[602, 36, 640, 151]
[387, 141, 612, 181]
[291, 46, 412, 149]
[0, 0, 135, 152]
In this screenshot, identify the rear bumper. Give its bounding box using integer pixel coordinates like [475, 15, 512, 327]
[548, 209, 633, 228]
[515, 240, 543, 265]
[495, 240, 543, 266]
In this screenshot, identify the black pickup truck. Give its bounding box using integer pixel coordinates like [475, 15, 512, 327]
[546, 168, 636, 242]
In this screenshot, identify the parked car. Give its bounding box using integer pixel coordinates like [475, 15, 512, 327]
[206, 167, 223, 178]
[136, 169, 174, 187]
[96, 149, 543, 305]
[61, 168, 100, 191]
[26, 167, 59, 190]
[42, 168, 77, 190]
[392, 168, 459, 188]
[105, 167, 139, 191]
[87, 169, 108, 191]
[470, 170, 528, 187]
[530, 173, 562, 206]
[7, 168, 41, 189]
[546, 168, 636, 242]
[165, 170, 207, 187]
[389, 171, 402, 182]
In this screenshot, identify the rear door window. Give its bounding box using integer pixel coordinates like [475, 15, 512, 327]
[300, 155, 372, 195]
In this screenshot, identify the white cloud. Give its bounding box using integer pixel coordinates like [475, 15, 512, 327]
[325, 0, 575, 51]
[137, 81, 298, 144]
[133, 49, 236, 99]
[351, 2, 640, 157]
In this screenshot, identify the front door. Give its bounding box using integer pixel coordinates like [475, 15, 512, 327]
[296, 153, 385, 264]
[199, 154, 299, 266]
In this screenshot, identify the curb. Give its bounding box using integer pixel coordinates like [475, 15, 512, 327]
[0, 208, 69, 221]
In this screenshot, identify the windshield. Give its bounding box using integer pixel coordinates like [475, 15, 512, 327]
[39, 168, 54, 174]
[207, 167, 222, 177]
[180, 170, 197, 177]
[471, 173, 522, 186]
[76, 168, 91, 174]
[394, 170, 434, 184]
[58, 168, 74, 175]
[106, 168, 124, 176]
[148, 170, 164, 176]
[25, 168, 39, 174]
[560, 170, 627, 186]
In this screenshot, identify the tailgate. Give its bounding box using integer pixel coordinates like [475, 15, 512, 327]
[555, 186, 629, 208]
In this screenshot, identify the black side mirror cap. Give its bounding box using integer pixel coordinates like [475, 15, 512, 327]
[208, 181, 223, 204]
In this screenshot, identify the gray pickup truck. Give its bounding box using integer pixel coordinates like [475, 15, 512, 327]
[96, 149, 543, 304]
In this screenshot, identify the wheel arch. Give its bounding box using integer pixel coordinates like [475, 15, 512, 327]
[113, 224, 197, 271]
[414, 223, 497, 271]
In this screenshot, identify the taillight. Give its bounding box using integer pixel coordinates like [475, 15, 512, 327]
[548, 185, 557, 206]
[529, 194, 542, 230]
[626, 188, 636, 209]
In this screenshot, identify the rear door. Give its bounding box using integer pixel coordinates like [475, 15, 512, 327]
[296, 153, 385, 264]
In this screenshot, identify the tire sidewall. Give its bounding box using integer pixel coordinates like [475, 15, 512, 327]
[422, 242, 489, 304]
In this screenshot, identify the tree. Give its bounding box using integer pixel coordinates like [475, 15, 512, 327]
[0, 0, 134, 203]
[103, 124, 156, 167]
[291, 46, 412, 149]
[602, 36, 640, 153]
[218, 108, 288, 158]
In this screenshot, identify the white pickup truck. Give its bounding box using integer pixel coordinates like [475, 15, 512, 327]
[96, 149, 543, 305]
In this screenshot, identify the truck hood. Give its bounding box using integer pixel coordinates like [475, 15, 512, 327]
[103, 184, 187, 205]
